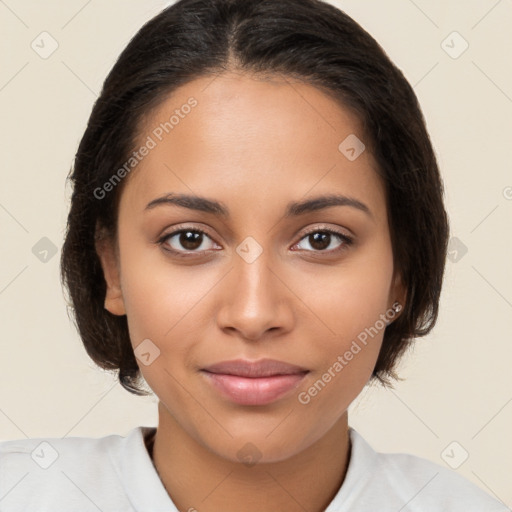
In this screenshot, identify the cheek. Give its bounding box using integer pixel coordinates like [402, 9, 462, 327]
[294, 287, 390, 424]
[292, 239, 394, 403]
[118, 249, 212, 400]
[117, 226, 212, 345]
[297, 238, 394, 343]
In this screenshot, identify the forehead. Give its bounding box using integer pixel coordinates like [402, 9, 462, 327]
[122, 72, 385, 221]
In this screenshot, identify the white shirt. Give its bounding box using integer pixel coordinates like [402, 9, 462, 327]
[0, 426, 507, 511]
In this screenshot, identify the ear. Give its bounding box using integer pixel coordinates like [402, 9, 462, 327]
[388, 269, 407, 319]
[95, 229, 126, 316]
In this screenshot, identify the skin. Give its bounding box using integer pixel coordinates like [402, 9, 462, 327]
[96, 71, 405, 512]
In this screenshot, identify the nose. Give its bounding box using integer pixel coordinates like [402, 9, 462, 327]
[216, 250, 295, 341]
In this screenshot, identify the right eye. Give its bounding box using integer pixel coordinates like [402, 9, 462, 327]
[158, 227, 220, 255]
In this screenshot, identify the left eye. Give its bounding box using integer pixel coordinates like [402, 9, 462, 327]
[294, 230, 353, 253]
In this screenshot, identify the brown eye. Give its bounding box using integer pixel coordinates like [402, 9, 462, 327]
[308, 232, 331, 251]
[294, 229, 353, 253]
[177, 230, 203, 251]
[159, 228, 217, 254]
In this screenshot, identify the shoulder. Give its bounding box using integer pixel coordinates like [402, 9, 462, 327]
[332, 428, 509, 512]
[0, 427, 152, 512]
[0, 428, 126, 474]
[374, 450, 505, 509]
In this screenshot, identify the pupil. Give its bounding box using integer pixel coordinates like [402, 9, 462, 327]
[180, 231, 202, 250]
[310, 232, 330, 250]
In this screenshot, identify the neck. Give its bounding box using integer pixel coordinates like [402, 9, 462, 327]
[150, 403, 351, 512]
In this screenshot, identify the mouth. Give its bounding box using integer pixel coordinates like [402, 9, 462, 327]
[201, 358, 309, 406]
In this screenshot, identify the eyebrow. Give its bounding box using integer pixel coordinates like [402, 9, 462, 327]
[145, 193, 372, 219]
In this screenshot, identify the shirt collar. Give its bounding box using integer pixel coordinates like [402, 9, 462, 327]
[110, 426, 178, 511]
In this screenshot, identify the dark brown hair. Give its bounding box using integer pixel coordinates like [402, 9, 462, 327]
[60, 0, 449, 395]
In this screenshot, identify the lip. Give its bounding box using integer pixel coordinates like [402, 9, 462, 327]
[201, 358, 309, 406]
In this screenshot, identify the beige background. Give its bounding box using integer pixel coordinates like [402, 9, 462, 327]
[1, 0, 511, 505]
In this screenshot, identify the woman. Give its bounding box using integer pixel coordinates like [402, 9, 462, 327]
[0, 0, 507, 510]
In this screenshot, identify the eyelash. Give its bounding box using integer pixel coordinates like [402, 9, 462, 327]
[157, 224, 354, 258]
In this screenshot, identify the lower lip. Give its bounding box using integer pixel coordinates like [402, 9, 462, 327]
[201, 371, 308, 406]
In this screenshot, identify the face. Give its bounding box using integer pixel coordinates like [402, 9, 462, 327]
[96, 71, 405, 463]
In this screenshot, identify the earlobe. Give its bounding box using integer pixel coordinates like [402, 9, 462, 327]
[95, 232, 126, 316]
[389, 271, 407, 319]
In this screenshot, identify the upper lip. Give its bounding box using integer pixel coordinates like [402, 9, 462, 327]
[202, 358, 309, 378]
